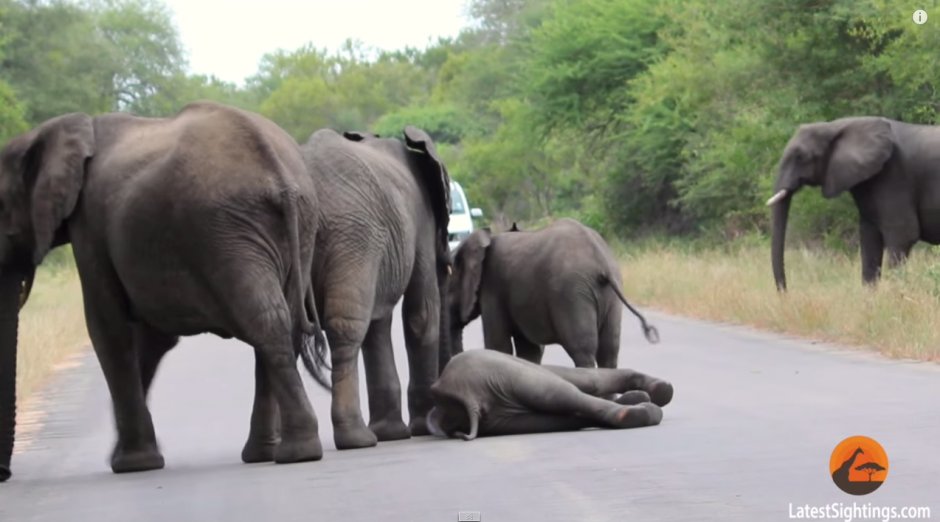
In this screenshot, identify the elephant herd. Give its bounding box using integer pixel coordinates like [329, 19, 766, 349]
[0, 101, 673, 483]
[2, 101, 934, 484]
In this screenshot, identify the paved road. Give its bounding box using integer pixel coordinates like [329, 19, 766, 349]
[0, 306, 937, 522]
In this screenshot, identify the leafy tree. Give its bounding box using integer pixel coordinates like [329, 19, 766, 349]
[0, 4, 27, 142]
[855, 461, 886, 482]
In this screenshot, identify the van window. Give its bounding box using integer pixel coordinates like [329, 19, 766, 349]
[450, 188, 466, 214]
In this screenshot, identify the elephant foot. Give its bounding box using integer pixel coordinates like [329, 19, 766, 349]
[614, 390, 651, 406]
[273, 434, 323, 464]
[241, 437, 278, 463]
[0, 464, 11, 482]
[334, 423, 378, 450]
[369, 418, 412, 442]
[648, 381, 674, 407]
[110, 443, 165, 474]
[612, 403, 663, 429]
[408, 416, 431, 437]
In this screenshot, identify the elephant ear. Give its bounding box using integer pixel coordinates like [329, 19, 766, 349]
[1, 113, 95, 264]
[342, 130, 379, 142]
[403, 125, 452, 249]
[821, 118, 893, 198]
[455, 228, 491, 324]
[403, 125, 452, 259]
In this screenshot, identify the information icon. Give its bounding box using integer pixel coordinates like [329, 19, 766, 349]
[914, 10, 928, 24]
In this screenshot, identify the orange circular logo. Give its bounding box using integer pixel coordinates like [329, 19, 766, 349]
[829, 436, 889, 495]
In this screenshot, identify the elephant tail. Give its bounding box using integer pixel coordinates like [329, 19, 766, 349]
[600, 274, 660, 344]
[282, 187, 332, 392]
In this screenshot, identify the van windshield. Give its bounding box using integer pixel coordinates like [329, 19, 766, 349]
[450, 188, 466, 214]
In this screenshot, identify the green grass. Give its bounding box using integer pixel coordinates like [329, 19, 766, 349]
[17, 247, 88, 400]
[616, 238, 940, 362]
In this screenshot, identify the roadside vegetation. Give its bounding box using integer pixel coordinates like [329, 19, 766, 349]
[1, 0, 938, 400]
[16, 248, 87, 400]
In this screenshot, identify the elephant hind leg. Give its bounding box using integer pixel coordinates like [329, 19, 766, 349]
[227, 272, 323, 464]
[322, 285, 378, 451]
[542, 365, 674, 407]
[611, 403, 663, 429]
[516, 374, 663, 429]
[485, 413, 597, 436]
[401, 257, 443, 436]
[362, 316, 410, 442]
[241, 349, 280, 464]
[595, 304, 622, 370]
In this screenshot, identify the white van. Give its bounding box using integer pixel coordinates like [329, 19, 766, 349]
[448, 180, 483, 251]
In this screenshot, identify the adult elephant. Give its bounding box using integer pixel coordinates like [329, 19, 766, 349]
[426, 349, 673, 440]
[298, 127, 451, 450]
[0, 101, 332, 482]
[444, 218, 659, 371]
[766, 116, 940, 290]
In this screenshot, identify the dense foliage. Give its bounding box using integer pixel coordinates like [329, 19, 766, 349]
[1, 0, 937, 247]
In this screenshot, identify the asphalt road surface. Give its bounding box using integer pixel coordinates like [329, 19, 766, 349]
[1, 306, 938, 522]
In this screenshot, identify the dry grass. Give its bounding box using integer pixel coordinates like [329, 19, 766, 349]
[618, 242, 940, 363]
[17, 263, 88, 400]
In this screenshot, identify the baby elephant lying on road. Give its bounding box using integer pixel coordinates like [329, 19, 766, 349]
[426, 350, 674, 440]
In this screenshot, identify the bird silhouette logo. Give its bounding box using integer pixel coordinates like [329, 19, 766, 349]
[829, 436, 889, 495]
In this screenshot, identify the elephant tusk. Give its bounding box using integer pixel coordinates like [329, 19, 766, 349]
[765, 189, 788, 206]
[447, 265, 452, 276]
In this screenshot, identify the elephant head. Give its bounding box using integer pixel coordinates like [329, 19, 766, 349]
[444, 228, 492, 358]
[0, 112, 95, 482]
[766, 117, 893, 291]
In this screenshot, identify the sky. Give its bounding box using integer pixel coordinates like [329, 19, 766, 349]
[161, 0, 474, 85]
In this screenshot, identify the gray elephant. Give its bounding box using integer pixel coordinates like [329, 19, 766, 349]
[298, 127, 451, 450]
[442, 218, 659, 372]
[0, 101, 333, 482]
[426, 349, 673, 440]
[766, 116, 940, 290]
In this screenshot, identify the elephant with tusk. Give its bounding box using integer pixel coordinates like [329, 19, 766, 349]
[766, 116, 940, 290]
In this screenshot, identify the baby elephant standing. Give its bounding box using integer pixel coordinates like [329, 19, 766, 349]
[443, 217, 658, 371]
[426, 349, 674, 440]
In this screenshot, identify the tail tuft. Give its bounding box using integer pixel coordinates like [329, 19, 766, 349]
[298, 329, 332, 392]
[601, 273, 661, 345]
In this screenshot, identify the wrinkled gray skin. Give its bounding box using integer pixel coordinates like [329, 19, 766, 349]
[0, 101, 333, 483]
[768, 117, 940, 290]
[443, 218, 659, 372]
[299, 127, 451, 450]
[426, 349, 673, 440]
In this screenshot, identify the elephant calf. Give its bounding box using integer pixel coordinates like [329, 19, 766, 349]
[426, 349, 674, 440]
[444, 217, 659, 371]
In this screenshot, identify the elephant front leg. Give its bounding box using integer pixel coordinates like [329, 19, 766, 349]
[81, 272, 164, 474]
[512, 334, 544, 365]
[480, 296, 514, 356]
[859, 220, 885, 285]
[241, 349, 281, 463]
[326, 315, 378, 450]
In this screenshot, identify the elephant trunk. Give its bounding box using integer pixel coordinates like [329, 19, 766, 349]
[770, 192, 793, 292]
[458, 405, 479, 441]
[0, 267, 30, 482]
